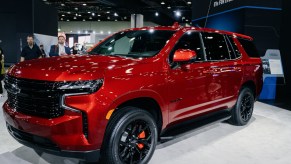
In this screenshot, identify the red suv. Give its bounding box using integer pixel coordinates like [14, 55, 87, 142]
[3, 25, 262, 163]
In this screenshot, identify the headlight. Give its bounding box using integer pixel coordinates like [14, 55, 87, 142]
[57, 79, 103, 93]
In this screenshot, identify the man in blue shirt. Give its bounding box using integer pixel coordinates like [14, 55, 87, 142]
[49, 36, 71, 57]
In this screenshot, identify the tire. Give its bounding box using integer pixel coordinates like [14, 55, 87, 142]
[229, 87, 255, 126]
[100, 107, 158, 164]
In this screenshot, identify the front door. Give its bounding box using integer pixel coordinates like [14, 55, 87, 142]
[167, 32, 211, 122]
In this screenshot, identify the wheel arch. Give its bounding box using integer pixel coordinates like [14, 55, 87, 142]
[114, 97, 164, 135]
[106, 90, 166, 133]
[241, 80, 256, 97]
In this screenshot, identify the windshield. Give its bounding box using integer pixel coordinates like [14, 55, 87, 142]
[88, 30, 175, 58]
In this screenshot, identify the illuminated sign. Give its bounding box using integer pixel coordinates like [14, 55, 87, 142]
[213, 0, 234, 8]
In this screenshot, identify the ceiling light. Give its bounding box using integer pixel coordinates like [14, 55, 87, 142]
[167, 6, 171, 9]
[108, 31, 111, 34]
[78, 14, 82, 17]
[93, 31, 96, 34]
[42, 0, 47, 1]
[67, 19, 70, 22]
[74, 17, 77, 19]
[161, 1, 165, 5]
[83, 19, 86, 21]
[83, 3, 87, 6]
[89, 17, 92, 20]
[61, 3, 65, 6]
[100, 31, 104, 34]
[70, 31, 73, 33]
[155, 12, 159, 16]
[98, 14, 101, 17]
[107, 16, 111, 20]
[58, 28, 61, 31]
[75, 8, 78, 10]
[85, 31, 88, 34]
[88, 11, 91, 14]
[115, 19, 118, 21]
[107, 11, 110, 14]
[62, 14, 65, 17]
[67, 12, 71, 14]
[60, 18, 64, 21]
[124, 16, 127, 19]
[114, 12, 118, 17]
[187, 1, 192, 5]
[78, 31, 81, 34]
[98, 19, 101, 21]
[92, 13, 95, 16]
[175, 11, 181, 17]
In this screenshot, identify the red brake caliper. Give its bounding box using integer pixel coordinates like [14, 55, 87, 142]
[137, 131, 146, 149]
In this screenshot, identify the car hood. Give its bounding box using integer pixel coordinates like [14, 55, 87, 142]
[8, 55, 142, 81]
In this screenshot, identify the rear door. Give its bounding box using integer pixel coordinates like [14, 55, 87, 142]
[201, 32, 243, 109]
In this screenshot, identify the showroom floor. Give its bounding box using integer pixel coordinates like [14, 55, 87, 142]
[1, 93, 291, 164]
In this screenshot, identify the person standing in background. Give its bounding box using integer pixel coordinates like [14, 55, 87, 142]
[0, 47, 4, 97]
[20, 35, 42, 61]
[49, 36, 71, 57]
[71, 43, 79, 54]
[39, 44, 46, 58]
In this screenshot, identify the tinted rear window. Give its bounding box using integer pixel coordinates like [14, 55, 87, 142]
[226, 35, 241, 59]
[238, 38, 260, 58]
[202, 33, 230, 61]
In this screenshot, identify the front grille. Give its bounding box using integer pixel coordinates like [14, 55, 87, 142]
[4, 75, 64, 118]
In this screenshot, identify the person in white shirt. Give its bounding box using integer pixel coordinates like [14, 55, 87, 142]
[49, 36, 71, 57]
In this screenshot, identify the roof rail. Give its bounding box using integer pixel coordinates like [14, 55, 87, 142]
[172, 22, 180, 28]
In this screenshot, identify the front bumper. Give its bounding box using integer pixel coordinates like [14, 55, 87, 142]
[2, 101, 104, 161]
[6, 123, 100, 162]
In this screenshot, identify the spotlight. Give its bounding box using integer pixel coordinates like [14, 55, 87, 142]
[155, 12, 159, 16]
[175, 11, 181, 17]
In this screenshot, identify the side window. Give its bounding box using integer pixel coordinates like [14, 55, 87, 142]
[226, 35, 242, 59]
[202, 33, 230, 61]
[237, 38, 260, 58]
[169, 32, 204, 63]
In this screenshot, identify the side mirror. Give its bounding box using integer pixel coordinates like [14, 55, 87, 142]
[173, 49, 197, 63]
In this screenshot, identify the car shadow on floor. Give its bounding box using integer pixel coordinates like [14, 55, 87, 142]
[11, 146, 82, 164]
[9, 116, 256, 164]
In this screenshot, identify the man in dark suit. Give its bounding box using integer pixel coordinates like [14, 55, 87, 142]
[49, 36, 71, 57]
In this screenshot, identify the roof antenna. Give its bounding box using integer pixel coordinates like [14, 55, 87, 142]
[204, 0, 213, 28]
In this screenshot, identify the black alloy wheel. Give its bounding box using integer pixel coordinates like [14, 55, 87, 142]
[100, 107, 157, 164]
[118, 120, 152, 163]
[240, 93, 253, 122]
[229, 87, 255, 126]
